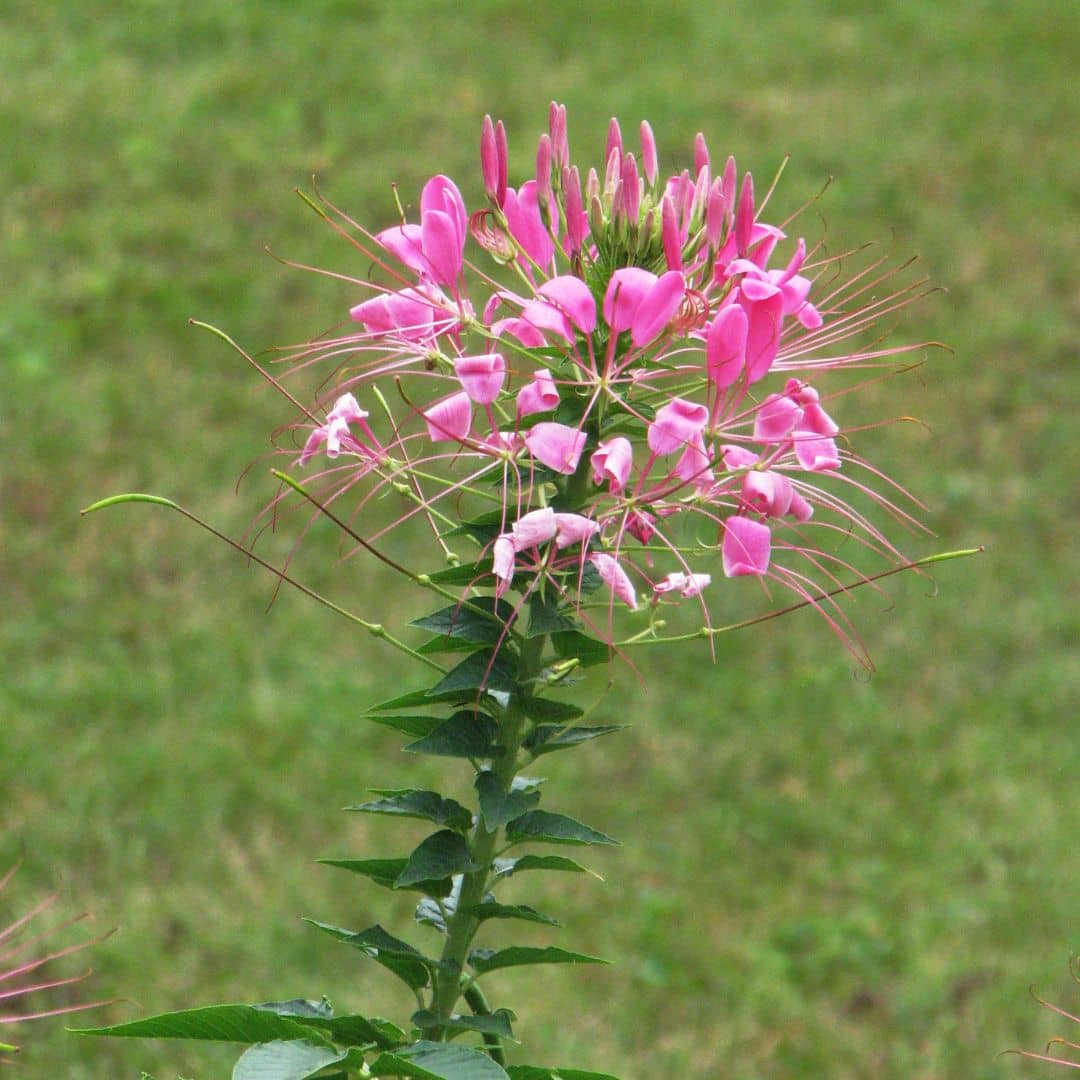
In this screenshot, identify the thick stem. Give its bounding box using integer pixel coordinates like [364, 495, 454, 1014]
[431, 634, 548, 1030]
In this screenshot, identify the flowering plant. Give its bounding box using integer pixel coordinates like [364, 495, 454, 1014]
[81, 105, 975, 1078]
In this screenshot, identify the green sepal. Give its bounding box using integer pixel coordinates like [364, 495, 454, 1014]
[317, 858, 453, 898]
[397, 831, 481, 887]
[550, 631, 609, 667]
[504, 810, 619, 847]
[458, 901, 561, 927]
[508, 1068, 622, 1080]
[523, 725, 625, 756]
[370, 1039, 511, 1078]
[468, 946, 609, 975]
[519, 698, 584, 724]
[347, 790, 474, 834]
[302, 922, 436, 992]
[492, 855, 598, 879]
[430, 651, 518, 697]
[411, 598, 516, 645]
[405, 711, 500, 759]
[411, 1009, 517, 1042]
[232, 1039, 353, 1079]
[475, 770, 541, 831]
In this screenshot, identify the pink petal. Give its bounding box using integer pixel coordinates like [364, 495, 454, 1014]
[630, 270, 685, 347]
[661, 195, 683, 271]
[375, 223, 428, 276]
[655, 571, 711, 598]
[591, 437, 633, 493]
[554, 512, 599, 549]
[721, 444, 760, 470]
[492, 535, 515, 589]
[753, 393, 801, 443]
[794, 431, 841, 472]
[590, 552, 637, 609]
[481, 115, 500, 202]
[603, 267, 657, 333]
[742, 470, 793, 518]
[723, 516, 772, 577]
[421, 209, 463, 287]
[511, 507, 558, 550]
[706, 304, 748, 389]
[423, 391, 472, 442]
[421, 174, 467, 247]
[327, 393, 368, 424]
[516, 369, 560, 418]
[640, 120, 658, 186]
[504, 181, 555, 268]
[626, 509, 656, 544]
[739, 289, 785, 383]
[538, 275, 597, 334]
[454, 352, 505, 404]
[524, 422, 587, 475]
[491, 317, 547, 349]
[648, 397, 709, 456]
[673, 431, 714, 489]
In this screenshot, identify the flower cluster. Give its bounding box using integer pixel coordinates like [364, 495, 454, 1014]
[274, 105, 928, 658]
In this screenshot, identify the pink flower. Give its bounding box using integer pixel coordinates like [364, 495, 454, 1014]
[516, 369, 560, 418]
[589, 552, 637, 609]
[524, 422, 587, 474]
[299, 393, 372, 464]
[351, 287, 447, 344]
[591, 437, 633, 494]
[603, 268, 686, 348]
[455, 353, 506, 404]
[722, 516, 772, 577]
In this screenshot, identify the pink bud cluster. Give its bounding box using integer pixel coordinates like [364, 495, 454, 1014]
[279, 105, 928, 655]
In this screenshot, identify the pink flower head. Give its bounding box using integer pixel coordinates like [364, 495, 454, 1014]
[524, 422, 587, 475]
[654, 571, 712, 598]
[648, 397, 709, 456]
[722, 516, 772, 577]
[455, 352, 506, 404]
[423, 391, 473, 443]
[299, 393, 374, 465]
[590, 552, 637, 609]
[516, 369, 560, 418]
[591, 437, 633, 494]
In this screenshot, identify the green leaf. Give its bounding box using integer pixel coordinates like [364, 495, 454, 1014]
[492, 855, 597, 879]
[73, 1005, 334, 1045]
[444, 510, 506, 546]
[504, 811, 618, 847]
[364, 713, 445, 738]
[397, 831, 481, 887]
[411, 598, 515, 644]
[550, 631, 609, 668]
[404, 711, 500, 759]
[459, 902, 561, 927]
[411, 1009, 517, 1041]
[317, 858, 453, 898]
[414, 897, 448, 933]
[468, 946, 608, 975]
[347, 790, 473, 833]
[430, 651, 518, 697]
[524, 725, 625, 756]
[519, 698, 584, 723]
[231, 1040, 347, 1080]
[251, 1004, 405, 1052]
[425, 563, 489, 586]
[525, 595, 580, 638]
[255, 999, 333, 1019]
[474, 771, 541, 831]
[303, 922, 435, 991]
[507, 1068, 621, 1080]
[371, 1040, 510, 1079]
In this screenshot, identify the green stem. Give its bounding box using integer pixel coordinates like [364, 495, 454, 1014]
[431, 633, 548, 1032]
[463, 983, 505, 1067]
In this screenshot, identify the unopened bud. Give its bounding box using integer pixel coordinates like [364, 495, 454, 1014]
[640, 120, 659, 186]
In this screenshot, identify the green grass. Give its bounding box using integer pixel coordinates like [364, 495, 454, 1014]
[2, 1, 1077, 1076]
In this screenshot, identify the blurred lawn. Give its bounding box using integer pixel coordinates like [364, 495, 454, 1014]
[2, 1, 1077, 1076]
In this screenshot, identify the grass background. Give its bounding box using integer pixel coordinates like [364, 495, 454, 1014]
[2, 1, 1077, 1076]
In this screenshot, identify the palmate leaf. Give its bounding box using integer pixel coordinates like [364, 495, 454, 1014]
[468, 946, 608, 975]
[231, 1039, 355, 1080]
[317, 858, 453, 898]
[303, 922, 437, 992]
[347, 789, 474, 833]
[475, 770, 541, 830]
[412, 1009, 517, 1042]
[507, 1068, 622, 1080]
[370, 1040, 510, 1079]
[405, 711, 500, 759]
[397, 831, 481, 887]
[504, 811, 618, 847]
[523, 725, 625, 756]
